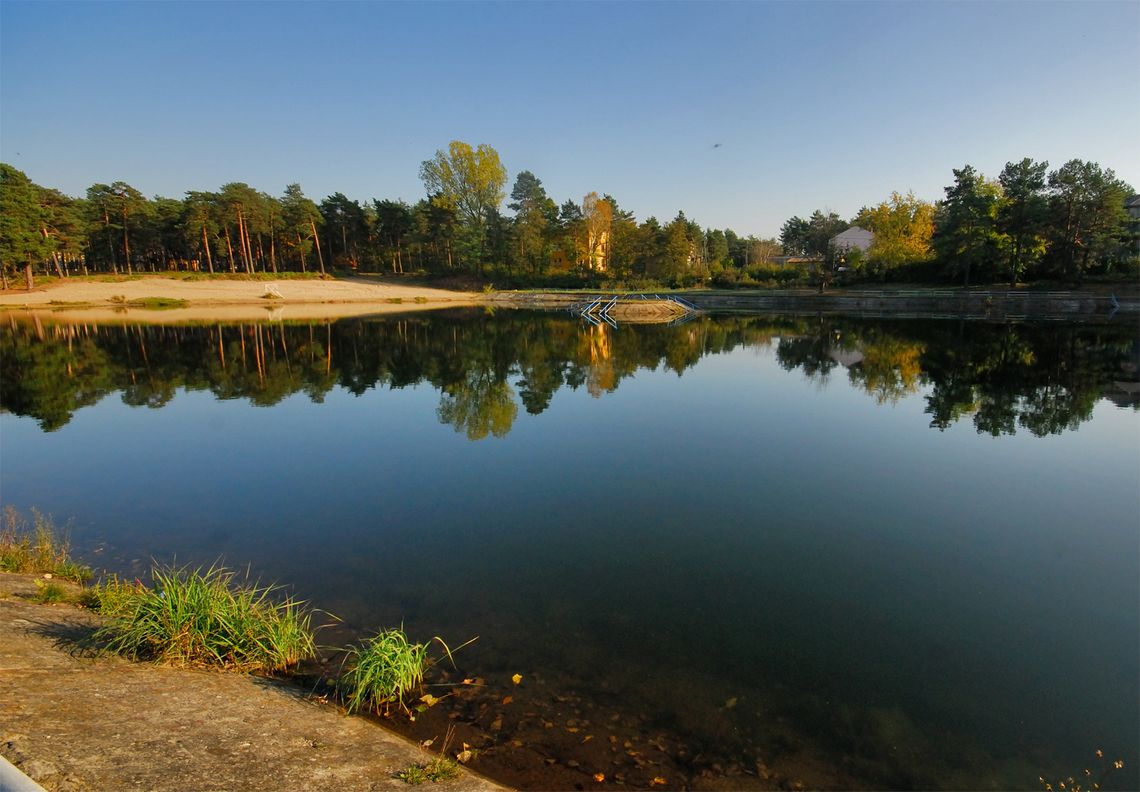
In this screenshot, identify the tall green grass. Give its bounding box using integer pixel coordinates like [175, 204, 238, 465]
[93, 564, 315, 673]
[339, 628, 428, 714]
[0, 506, 92, 583]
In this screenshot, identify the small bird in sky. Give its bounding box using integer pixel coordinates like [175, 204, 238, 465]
[711, 143, 722, 149]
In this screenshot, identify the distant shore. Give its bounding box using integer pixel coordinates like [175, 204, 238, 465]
[2, 275, 1135, 323]
[0, 275, 481, 322]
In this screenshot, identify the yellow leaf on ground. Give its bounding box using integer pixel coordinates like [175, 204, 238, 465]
[511, 673, 523, 685]
[502, 695, 514, 705]
[650, 777, 667, 786]
[725, 697, 738, 709]
[593, 773, 606, 782]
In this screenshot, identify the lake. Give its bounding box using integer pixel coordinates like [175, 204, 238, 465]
[2, 310, 1137, 790]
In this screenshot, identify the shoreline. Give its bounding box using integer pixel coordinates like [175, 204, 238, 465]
[2, 275, 1136, 323]
[0, 571, 506, 792]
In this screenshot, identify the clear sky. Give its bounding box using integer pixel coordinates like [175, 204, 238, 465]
[2, 1, 1137, 238]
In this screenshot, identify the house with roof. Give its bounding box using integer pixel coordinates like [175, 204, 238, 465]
[829, 226, 873, 254]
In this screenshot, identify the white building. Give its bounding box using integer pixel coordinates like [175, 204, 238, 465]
[830, 226, 873, 254]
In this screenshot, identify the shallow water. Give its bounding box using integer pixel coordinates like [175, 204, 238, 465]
[2, 311, 1137, 790]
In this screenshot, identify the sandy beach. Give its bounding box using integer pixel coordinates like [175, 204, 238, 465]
[0, 276, 482, 323]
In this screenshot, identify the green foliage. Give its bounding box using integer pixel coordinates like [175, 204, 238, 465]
[395, 757, 462, 784]
[0, 506, 93, 582]
[4, 150, 1131, 289]
[419, 141, 507, 272]
[997, 158, 1050, 285]
[781, 210, 848, 257]
[0, 164, 54, 287]
[932, 165, 1008, 286]
[339, 628, 428, 714]
[1045, 159, 1134, 280]
[93, 564, 316, 672]
[34, 580, 69, 603]
[124, 297, 189, 309]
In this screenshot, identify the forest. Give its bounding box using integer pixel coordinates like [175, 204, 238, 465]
[0, 141, 1136, 290]
[2, 312, 1135, 438]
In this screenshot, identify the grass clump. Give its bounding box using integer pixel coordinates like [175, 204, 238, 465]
[1, 507, 92, 583]
[126, 297, 188, 309]
[340, 628, 428, 714]
[34, 579, 70, 603]
[395, 756, 461, 784]
[93, 563, 316, 673]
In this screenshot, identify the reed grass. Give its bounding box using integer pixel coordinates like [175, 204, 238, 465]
[339, 628, 428, 714]
[0, 507, 92, 583]
[93, 564, 316, 673]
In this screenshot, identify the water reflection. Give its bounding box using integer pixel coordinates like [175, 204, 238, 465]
[2, 309, 1138, 790]
[2, 311, 1137, 436]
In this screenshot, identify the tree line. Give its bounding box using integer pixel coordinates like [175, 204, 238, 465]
[0, 140, 780, 291]
[3, 312, 1134, 437]
[1, 143, 1135, 290]
[780, 157, 1136, 287]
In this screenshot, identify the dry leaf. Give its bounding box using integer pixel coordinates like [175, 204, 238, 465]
[420, 693, 440, 707]
[650, 777, 667, 787]
[502, 695, 514, 705]
[724, 697, 738, 709]
[456, 749, 473, 764]
[511, 673, 523, 685]
[593, 773, 606, 783]
[420, 738, 434, 749]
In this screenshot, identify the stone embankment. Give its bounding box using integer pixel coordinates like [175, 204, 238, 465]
[490, 288, 1137, 320]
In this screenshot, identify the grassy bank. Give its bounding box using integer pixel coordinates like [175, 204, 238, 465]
[0, 507, 92, 583]
[92, 565, 316, 673]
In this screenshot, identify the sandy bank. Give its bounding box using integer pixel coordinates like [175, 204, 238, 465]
[0, 573, 506, 792]
[0, 276, 481, 322]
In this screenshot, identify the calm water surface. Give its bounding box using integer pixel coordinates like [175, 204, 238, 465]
[2, 311, 1137, 790]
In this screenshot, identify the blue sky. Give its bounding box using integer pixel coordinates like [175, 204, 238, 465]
[2, 1, 1137, 238]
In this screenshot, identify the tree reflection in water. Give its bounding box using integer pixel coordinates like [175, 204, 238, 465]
[2, 310, 1136, 436]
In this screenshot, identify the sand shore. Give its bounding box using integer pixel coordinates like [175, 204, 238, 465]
[0, 276, 482, 323]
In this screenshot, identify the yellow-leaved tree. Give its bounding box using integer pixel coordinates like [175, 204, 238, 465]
[854, 191, 935, 277]
[419, 141, 507, 272]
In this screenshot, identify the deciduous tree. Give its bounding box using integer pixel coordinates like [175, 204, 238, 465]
[419, 141, 507, 271]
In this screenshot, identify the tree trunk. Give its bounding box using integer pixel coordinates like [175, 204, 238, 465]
[311, 219, 326, 275]
[122, 216, 133, 274]
[297, 233, 307, 273]
[104, 209, 118, 274]
[224, 227, 237, 273]
[269, 234, 277, 274]
[237, 211, 253, 275]
[24, 262, 34, 290]
[201, 226, 215, 274]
